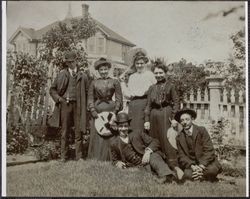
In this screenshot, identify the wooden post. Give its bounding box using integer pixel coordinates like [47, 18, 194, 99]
[206, 75, 224, 121]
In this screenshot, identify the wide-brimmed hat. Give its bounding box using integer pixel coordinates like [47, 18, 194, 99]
[64, 51, 77, 62]
[174, 108, 197, 123]
[94, 57, 111, 70]
[95, 112, 116, 137]
[132, 48, 149, 65]
[115, 112, 132, 124]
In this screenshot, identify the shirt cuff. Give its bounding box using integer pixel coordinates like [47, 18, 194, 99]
[145, 147, 153, 154]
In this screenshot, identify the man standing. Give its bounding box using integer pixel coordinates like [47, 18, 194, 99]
[49, 51, 88, 162]
[110, 112, 176, 184]
[175, 108, 222, 182]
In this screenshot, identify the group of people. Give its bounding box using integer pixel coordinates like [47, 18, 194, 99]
[49, 49, 222, 184]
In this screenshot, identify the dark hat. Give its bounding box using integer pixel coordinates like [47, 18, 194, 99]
[174, 108, 197, 123]
[64, 51, 77, 62]
[94, 57, 111, 70]
[115, 112, 132, 124]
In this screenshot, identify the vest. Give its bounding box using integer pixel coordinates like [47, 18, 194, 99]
[63, 73, 77, 101]
[120, 140, 142, 166]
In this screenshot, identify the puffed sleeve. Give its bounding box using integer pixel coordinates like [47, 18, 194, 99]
[114, 79, 123, 113]
[144, 85, 153, 122]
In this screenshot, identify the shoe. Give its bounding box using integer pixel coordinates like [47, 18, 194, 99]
[165, 174, 175, 184]
[76, 158, 84, 162]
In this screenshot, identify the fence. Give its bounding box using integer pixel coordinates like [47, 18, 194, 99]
[181, 76, 246, 146]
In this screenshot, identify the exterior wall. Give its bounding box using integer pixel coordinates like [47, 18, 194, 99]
[12, 32, 36, 56]
[106, 40, 122, 62]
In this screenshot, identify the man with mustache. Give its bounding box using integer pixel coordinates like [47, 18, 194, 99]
[175, 108, 222, 182]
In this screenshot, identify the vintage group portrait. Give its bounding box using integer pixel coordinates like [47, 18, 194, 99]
[2, 0, 248, 197]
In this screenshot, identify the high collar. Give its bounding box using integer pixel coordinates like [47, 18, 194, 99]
[156, 78, 166, 84]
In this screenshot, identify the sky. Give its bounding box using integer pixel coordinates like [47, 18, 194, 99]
[6, 1, 245, 64]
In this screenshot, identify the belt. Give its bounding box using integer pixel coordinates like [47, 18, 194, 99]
[152, 102, 171, 109]
[131, 95, 147, 100]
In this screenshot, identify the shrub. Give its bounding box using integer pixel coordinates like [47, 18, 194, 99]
[7, 123, 29, 155]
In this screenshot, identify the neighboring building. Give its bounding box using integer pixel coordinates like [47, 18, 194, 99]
[8, 4, 136, 70]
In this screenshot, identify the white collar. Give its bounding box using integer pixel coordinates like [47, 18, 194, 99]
[120, 136, 129, 144]
[184, 125, 193, 136]
[68, 68, 77, 76]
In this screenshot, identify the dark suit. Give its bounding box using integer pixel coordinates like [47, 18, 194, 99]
[49, 68, 88, 159]
[176, 124, 222, 180]
[110, 130, 174, 177]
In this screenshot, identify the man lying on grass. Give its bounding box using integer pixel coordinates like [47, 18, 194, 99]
[110, 112, 179, 184]
[175, 108, 222, 182]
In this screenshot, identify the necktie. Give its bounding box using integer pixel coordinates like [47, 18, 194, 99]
[72, 70, 77, 77]
[185, 130, 192, 137]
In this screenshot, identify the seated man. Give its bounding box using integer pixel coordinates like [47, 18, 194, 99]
[174, 108, 222, 182]
[110, 112, 176, 184]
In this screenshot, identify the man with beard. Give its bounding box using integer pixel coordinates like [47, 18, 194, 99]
[175, 108, 222, 182]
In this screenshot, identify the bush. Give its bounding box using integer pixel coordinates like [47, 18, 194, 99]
[7, 124, 29, 155]
[221, 162, 245, 177]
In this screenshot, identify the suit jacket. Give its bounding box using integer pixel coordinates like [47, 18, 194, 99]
[110, 130, 161, 165]
[48, 68, 89, 133]
[176, 124, 221, 170]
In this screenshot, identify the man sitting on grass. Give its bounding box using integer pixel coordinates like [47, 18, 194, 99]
[175, 108, 222, 182]
[110, 112, 177, 184]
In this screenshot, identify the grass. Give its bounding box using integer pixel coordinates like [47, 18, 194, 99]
[7, 159, 246, 197]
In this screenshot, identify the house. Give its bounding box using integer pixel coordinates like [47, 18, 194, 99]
[8, 4, 136, 71]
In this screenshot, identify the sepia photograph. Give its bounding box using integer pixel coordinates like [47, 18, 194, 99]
[2, 0, 248, 197]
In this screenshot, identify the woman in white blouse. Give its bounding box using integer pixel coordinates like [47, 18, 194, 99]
[127, 50, 156, 132]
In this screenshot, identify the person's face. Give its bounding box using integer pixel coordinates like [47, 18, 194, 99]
[154, 67, 166, 82]
[135, 59, 146, 73]
[98, 65, 110, 78]
[118, 122, 129, 138]
[66, 60, 77, 70]
[180, 113, 193, 131]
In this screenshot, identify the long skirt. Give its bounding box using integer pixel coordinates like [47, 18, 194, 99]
[87, 101, 115, 161]
[128, 98, 147, 133]
[149, 106, 178, 163]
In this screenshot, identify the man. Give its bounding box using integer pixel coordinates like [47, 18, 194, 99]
[110, 112, 176, 184]
[49, 51, 88, 162]
[175, 108, 222, 182]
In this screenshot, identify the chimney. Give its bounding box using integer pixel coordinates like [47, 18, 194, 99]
[82, 4, 89, 19]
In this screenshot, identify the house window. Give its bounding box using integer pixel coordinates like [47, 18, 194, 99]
[97, 37, 105, 54]
[88, 37, 95, 53]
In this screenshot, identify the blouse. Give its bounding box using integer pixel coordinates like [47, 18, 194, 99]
[127, 70, 156, 97]
[144, 79, 180, 122]
[88, 77, 123, 113]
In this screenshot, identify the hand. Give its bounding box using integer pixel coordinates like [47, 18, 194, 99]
[144, 122, 150, 130]
[141, 151, 151, 165]
[175, 167, 184, 180]
[171, 119, 178, 128]
[116, 161, 126, 169]
[91, 111, 98, 119]
[191, 164, 201, 172]
[192, 170, 203, 181]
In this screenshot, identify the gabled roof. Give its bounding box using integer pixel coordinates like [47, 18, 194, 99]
[9, 17, 136, 47]
[9, 27, 36, 44]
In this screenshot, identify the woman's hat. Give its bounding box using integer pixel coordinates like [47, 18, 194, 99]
[132, 48, 149, 65]
[95, 112, 116, 137]
[174, 108, 197, 123]
[115, 112, 132, 124]
[94, 57, 111, 70]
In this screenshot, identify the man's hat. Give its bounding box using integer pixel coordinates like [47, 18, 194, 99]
[174, 108, 197, 123]
[64, 51, 77, 62]
[94, 57, 111, 70]
[95, 112, 116, 137]
[115, 112, 132, 124]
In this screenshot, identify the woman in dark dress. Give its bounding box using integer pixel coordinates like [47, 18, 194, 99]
[88, 58, 123, 161]
[144, 61, 184, 179]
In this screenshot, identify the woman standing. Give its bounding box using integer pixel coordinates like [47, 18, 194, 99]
[88, 58, 123, 161]
[127, 50, 156, 132]
[144, 61, 183, 178]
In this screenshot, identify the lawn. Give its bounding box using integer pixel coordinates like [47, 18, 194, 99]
[7, 159, 246, 197]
